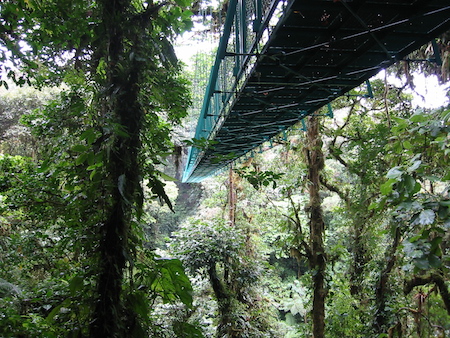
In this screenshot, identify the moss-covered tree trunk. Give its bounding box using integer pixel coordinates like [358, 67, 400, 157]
[90, 0, 144, 336]
[373, 225, 401, 334]
[305, 115, 327, 338]
[228, 166, 237, 227]
[207, 264, 237, 338]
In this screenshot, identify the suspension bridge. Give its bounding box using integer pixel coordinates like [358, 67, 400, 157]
[182, 0, 450, 183]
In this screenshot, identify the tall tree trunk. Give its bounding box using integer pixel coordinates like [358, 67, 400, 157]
[90, 0, 143, 336]
[349, 214, 369, 298]
[228, 166, 236, 227]
[305, 115, 327, 338]
[374, 225, 401, 333]
[208, 264, 237, 338]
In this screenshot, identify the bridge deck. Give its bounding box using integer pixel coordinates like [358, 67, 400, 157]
[183, 0, 450, 182]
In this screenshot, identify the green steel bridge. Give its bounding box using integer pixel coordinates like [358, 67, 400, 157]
[182, 0, 450, 183]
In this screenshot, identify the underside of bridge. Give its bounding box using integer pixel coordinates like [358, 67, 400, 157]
[183, 0, 450, 183]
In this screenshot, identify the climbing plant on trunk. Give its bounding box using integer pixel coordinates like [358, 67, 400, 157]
[304, 114, 327, 338]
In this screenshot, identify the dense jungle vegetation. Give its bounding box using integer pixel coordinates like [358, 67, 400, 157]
[0, 0, 450, 337]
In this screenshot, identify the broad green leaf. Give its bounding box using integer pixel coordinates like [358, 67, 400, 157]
[158, 172, 178, 182]
[75, 153, 88, 165]
[69, 275, 84, 295]
[409, 234, 421, 243]
[127, 291, 149, 318]
[368, 201, 378, 210]
[90, 170, 101, 181]
[72, 144, 88, 152]
[402, 140, 412, 149]
[404, 175, 416, 194]
[428, 254, 441, 268]
[37, 160, 50, 173]
[150, 178, 173, 211]
[438, 205, 449, 219]
[181, 10, 194, 20]
[173, 321, 204, 338]
[414, 256, 429, 270]
[380, 178, 396, 195]
[416, 209, 435, 226]
[410, 113, 427, 123]
[87, 151, 95, 166]
[174, 0, 191, 7]
[430, 236, 443, 251]
[80, 128, 99, 145]
[406, 160, 421, 173]
[386, 167, 402, 179]
[46, 299, 70, 322]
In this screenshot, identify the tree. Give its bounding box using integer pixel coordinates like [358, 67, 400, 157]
[1, 0, 194, 336]
[304, 115, 327, 338]
[320, 80, 450, 336]
[170, 173, 281, 337]
[376, 106, 450, 336]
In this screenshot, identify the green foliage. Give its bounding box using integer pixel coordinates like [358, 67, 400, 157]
[184, 137, 219, 150]
[1, 0, 195, 335]
[171, 219, 245, 276]
[1, 0, 449, 336]
[375, 109, 450, 276]
[0, 86, 59, 156]
[170, 199, 282, 337]
[235, 168, 284, 190]
[0, 154, 95, 337]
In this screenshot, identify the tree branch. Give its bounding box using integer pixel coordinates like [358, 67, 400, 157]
[319, 174, 350, 205]
[404, 273, 450, 316]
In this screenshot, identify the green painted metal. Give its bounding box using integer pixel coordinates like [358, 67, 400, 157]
[183, 0, 450, 183]
[183, 0, 276, 182]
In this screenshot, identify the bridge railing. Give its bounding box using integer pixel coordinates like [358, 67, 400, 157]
[183, 0, 287, 182]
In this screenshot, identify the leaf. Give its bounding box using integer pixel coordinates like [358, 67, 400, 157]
[289, 298, 305, 316]
[80, 128, 99, 145]
[174, 0, 191, 7]
[438, 205, 449, 219]
[409, 234, 422, 243]
[69, 275, 84, 295]
[46, 299, 70, 322]
[407, 160, 421, 173]
[75, 153, 88, 165]
[428, 254, 441, 268]
[173, 321, 204, 338]
[402, 140, 412, 149]
[89, 170, 97, 181]
[118, 174, 129, 203]
[150, 178, 173, 211]
[410, 113, 427, 123]
[386, 167, 402, 179]
[439, 200, 450, 207]
[430, 236, 443, 252]
[181, 10, 194, 20]
[151, 258, 193, 307]
[72, 144, 88, 152]
[380, 178, 396, 195]
[127, 291, 149, 317]
[368, 202, 378, 210]
[414, 256, 429, 270]
[38, 160, 50, 173]
[416, 209, 435, 226]
[403, 175, 417, 194]
[158, 172, 178, 182]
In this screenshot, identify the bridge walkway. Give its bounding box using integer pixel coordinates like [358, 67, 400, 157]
[183, 0, 450, 183]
